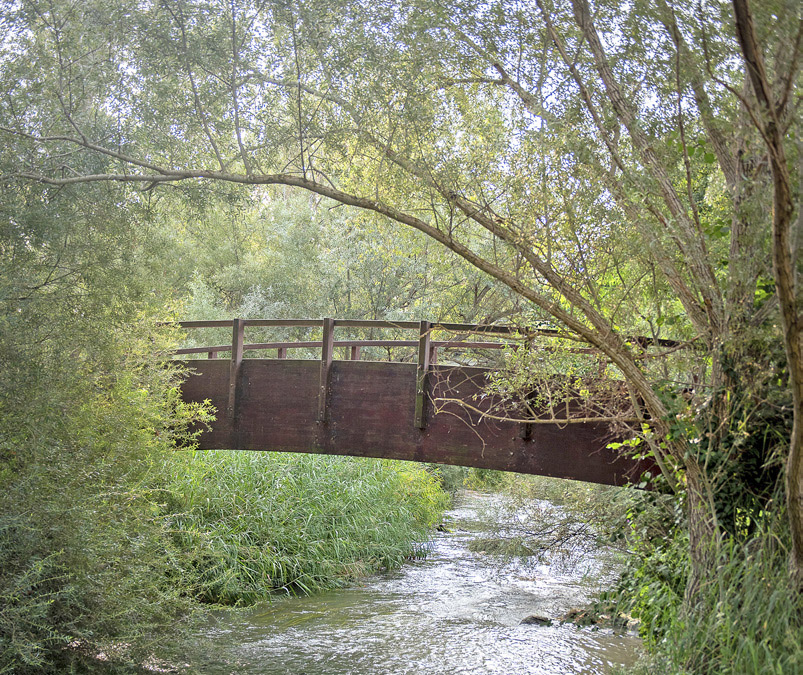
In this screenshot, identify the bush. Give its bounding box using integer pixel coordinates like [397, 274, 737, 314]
[0, 318, 209, 673]
[462, 467, 508, 490]
[425, 464, 468, 495]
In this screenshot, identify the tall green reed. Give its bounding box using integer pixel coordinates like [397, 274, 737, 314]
[622, 514, 802, 674]
[164, 451, 448, 604]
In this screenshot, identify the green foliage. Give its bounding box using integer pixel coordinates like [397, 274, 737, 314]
[462, 467, 507, 491]
[594, 482, 803, 674]
[162, 187, 517, 332]
[655, 329, 792, 536]
[426, 465, 518, 494]
[619, 518, 803, 674]
[163, 451, 448, 603]
[610, 519, 689, 645]
[422, 464, 467, 495]
[0, 167, 216, 670]
[485, 341, 632, 426]
[0, 318, 210, 673]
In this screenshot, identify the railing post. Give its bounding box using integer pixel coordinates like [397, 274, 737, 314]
[415, 320, 431, 429]
[350, 344, 361, 361]
[519, 337, 534, 440]
[318, 318, 334, 423]
[227, 318, 245, 418]
[208, 350, 217, 359]
[277, 347, 287, 359]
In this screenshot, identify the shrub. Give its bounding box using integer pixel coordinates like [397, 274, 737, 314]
[0, 320, 208, 673]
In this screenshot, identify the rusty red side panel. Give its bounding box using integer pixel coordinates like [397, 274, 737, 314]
[177, 359, 653, 487]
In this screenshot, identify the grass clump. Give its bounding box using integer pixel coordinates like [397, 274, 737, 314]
[618, 516, 803, 675]
[165, 451, 449, 604]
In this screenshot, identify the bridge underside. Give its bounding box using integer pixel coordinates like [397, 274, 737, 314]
[178, 359, 652, 487]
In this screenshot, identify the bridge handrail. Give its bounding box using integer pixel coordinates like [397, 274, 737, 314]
[175, 339, 513, 355]
[167, 318, 682, 348]
[169, 318, 575, 368]
[170, 318, 544, 427]
[173, 318, 533, 335]
[174, 340, 599, 356]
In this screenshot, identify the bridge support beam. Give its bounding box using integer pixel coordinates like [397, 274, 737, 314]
[414, 320, 431, 429]
[317, 317, 335, 424]
[177, 357, 657, 487]
[227, 318, 245, 418]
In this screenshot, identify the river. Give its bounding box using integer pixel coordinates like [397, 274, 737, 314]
[175, 491, 642, 674]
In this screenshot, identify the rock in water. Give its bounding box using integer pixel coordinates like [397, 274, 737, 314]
[520, 615, 551, 626]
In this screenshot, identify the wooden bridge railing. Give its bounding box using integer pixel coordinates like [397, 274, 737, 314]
[171, 318, 544, 429]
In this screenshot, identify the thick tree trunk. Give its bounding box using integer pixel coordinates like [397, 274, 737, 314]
[733, 0, 803, 591]
[683, 458, 721, 606]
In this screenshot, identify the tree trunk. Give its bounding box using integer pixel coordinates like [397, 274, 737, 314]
[788, 410, 803, 590]
[683, 458, 721, 606]
[733, 0, 803, 591]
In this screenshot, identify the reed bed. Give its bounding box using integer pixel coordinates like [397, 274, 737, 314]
[164, 450, 448, 604]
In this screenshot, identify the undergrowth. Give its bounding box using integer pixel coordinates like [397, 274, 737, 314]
[0, 318, 206, 674]
[614, 511, 803, 675]
[164, 451, 449, 603]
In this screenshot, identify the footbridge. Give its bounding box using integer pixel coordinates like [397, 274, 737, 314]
[173, 318, 654, 487]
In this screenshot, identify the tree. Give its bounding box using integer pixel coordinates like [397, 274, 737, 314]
[732, 0, 803, 589]
[0, 145, 214, 670]
[1, 0, 799, 597]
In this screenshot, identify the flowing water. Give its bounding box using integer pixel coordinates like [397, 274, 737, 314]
[177, 491, 642, 674]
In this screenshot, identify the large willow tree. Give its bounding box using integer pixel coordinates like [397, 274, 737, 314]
[1, 0, 800, 596]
